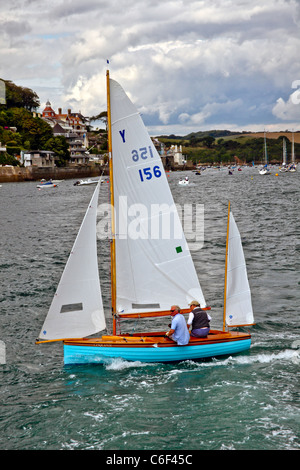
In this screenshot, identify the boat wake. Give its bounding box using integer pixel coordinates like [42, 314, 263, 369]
[104, 357, 154, 371]
[102, 347, 300, 371]
[198, 348, 300, 367]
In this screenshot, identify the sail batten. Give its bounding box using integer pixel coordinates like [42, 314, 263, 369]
[111, 112, 140, 126]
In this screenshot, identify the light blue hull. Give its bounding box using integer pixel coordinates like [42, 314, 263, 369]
[64, 339, 251, 365]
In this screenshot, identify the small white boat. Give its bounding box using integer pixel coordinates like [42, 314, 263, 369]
[259, 166, 271, 175]
[178, 177, 189, 185]
[74, 179, 99, 186]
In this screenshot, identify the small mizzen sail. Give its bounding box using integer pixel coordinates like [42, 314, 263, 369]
[224, 206, 254, 327]
[109, 78, 206, 315]
[39, 183, 106, 340]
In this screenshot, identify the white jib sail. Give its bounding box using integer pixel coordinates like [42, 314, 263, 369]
[226, 212, 254, 326]
[39, 182, 106, 340]
[109, 78, 206, 314]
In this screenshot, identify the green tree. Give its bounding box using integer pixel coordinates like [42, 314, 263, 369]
[90, 111, 108, 129]
[201, 136, 215, 148]
[45, 136, 70, 166]
[1, 80, 40, 110]
[20, 116, 53, 149]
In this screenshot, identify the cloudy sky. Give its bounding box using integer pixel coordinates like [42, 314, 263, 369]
[1, 0, 300, 135]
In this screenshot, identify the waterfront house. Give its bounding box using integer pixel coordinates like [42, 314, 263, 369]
[42, 101, 89, 160]
[21, 150, 55, 168]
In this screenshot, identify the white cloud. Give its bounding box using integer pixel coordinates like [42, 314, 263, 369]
[272, 86, 300, 121]
[0, 0, 300, 134]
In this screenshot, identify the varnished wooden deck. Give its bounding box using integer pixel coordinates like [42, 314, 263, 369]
[64, 330, 251, 348]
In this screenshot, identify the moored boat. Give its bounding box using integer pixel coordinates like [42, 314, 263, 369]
[178, 177, 189, 185]
[259, 132, 271, 175]
[37, 181, 57, 188]
[288, 132, 297, 172]
[74, 179, 99, 186]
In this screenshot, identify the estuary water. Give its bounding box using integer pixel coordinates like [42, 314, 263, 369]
[0, 167, 299, 451]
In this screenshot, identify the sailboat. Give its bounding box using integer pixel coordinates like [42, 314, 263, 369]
[279, 138, 288, 172]
[288, 132, 297, 172]
[36, 72, 254, 365]
[259, 132, 271, 175]
[178, 177, 189, 185]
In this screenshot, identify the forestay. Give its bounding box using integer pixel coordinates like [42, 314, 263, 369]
[226, 212, 254, 326]
[109, 79, 206, 315]
[39, 183, 106, 340]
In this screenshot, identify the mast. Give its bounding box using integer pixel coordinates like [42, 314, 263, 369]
[223, 201, 230, 331]
[283, 138, 287, 165]
[106, 70, 117, 334]
[264, 131, 268, 165]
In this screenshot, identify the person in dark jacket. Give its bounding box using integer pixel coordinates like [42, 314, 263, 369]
[187, 300, 211, 338]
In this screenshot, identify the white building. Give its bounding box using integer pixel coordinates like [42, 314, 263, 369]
[20, 150, 55, 167]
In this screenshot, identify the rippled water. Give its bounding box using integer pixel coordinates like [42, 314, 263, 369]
[0, 168, 299, 451]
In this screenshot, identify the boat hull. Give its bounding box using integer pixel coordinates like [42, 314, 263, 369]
[37, 183, 57, 188]
[63, 331, 251, 365]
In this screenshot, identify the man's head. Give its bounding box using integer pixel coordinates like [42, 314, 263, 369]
[188, 300, 200, 310]
[170, 305, 180, 316]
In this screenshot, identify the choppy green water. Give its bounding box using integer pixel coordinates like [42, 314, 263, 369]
[0, 167, 299, 450]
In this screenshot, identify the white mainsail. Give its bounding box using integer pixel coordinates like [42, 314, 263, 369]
[39, 182, 105, 340]
[225, 211, 254, 327]
[291, 132, 295, 163]
[109, 78, 206, 314]
[283, 138, 287, 166]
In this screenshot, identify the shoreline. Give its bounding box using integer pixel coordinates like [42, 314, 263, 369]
[0, 165, 109, 183]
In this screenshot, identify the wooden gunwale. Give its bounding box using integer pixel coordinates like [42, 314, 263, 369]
[63, 330, 251, 348]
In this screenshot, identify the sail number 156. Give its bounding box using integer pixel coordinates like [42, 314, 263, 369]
[138, 166, 161, 182]
[132, 146, 154, 162]
[131, 146, 162, 182]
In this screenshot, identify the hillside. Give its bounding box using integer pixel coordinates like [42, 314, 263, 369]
[242, 131, 300, 143]
[159, 130, 300, 142]
[158, 130, 299, 165]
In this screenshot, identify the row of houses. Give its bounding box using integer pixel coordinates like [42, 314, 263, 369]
[1, 101, 94, 168]
[2, 100, 187, 169]
[18, 140, 186, 170]
[40, 101, 91, 165]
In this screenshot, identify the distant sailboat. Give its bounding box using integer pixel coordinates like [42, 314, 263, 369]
[259, 132, 271, 175]
[178, 176, 189, 185]
[288, 132, 297, 172]
[37, 72, 254, 365]
[279, 138, 288, 172]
